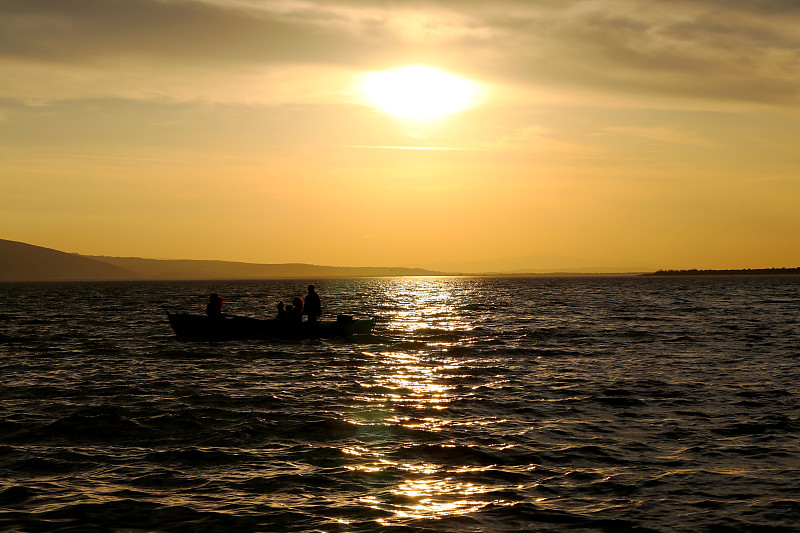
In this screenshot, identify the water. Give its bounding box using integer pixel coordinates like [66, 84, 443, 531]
[1, 276, 798, 532]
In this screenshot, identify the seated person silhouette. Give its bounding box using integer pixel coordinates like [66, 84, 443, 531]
[276, 301, 289, 321]
[292, 296, 304, 323]
[206, 293, 223, 320]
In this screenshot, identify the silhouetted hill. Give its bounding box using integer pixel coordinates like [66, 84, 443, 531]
[85, 256, 446, 279]
[0, 239, 136, 281]
[0, 239, 445, 281]
[5, 240, 798, 281]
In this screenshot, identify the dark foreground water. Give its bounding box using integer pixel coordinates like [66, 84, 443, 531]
[1, 276, 798, 532]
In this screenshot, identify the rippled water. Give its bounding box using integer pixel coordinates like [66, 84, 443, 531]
[1, 276, 799, 532]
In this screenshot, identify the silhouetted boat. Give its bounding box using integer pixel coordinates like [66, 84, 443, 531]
[166, 312, 374, 341]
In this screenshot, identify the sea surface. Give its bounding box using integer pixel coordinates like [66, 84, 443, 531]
[1, 276, 798, 532]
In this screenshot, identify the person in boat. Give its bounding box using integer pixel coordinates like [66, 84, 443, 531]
[291, 296, 304, 323]
[304, 284, 322, 324]
[276, 301, 289, 321]
[206, 293, 223, 320]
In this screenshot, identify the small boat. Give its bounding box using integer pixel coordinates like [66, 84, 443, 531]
[166, 312, 374, 341]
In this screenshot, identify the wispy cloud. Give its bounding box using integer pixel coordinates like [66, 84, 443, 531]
[605, 126, 717, 147]
[1, 0, 798, 107]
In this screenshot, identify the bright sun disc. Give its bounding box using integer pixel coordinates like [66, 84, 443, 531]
[360, 66, 481, 120]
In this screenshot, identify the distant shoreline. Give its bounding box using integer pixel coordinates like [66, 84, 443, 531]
[3, 238, 800, 281]
[642, 268, 800, 276]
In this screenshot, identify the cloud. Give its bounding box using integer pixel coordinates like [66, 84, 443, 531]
[0, 0, 363, 65]
[0, 0, 799, 107]
[492, 125, 601, 155]
[466, 0, 800, 106]
[605, 126, 717, 147]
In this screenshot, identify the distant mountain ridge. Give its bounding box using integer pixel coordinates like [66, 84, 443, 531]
[0, 239, 136, 281]
[84, 255, 445, 279]
[5, 239, 795, 281]
[0, 239, 445, 281]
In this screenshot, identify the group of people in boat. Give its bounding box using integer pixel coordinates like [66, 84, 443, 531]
[276, 284, 322, 324]
[205, 284, 322, 324]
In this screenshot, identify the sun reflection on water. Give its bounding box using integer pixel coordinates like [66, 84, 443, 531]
[379, 277, 476, 335]
[388, 477, 491, 519]
[354, 351, 454, 408]
[342, 278, 503, 523]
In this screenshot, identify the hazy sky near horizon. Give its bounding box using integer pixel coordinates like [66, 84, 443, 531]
[2, 0, 799, 271]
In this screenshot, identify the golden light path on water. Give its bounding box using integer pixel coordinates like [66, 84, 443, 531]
[342, 278, 512, 523]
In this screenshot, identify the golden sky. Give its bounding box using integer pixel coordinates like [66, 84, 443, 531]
[1, 0, 799, 271]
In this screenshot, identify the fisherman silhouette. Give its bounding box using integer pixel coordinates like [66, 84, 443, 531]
[304, 284, 322, 324]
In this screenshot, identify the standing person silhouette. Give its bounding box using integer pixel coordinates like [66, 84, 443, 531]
[304, 284, 322, 324]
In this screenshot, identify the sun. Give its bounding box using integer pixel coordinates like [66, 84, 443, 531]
[360, 66, 481, 120]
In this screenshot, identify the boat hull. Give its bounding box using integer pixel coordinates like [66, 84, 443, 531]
[167, 312, 374, 341]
